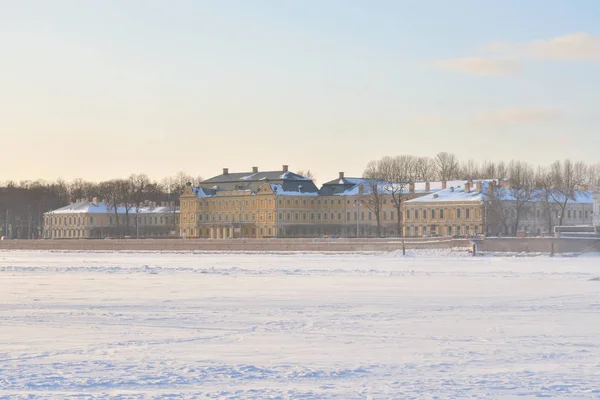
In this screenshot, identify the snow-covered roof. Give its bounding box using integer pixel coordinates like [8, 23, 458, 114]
[46, 202, 179, 215]
[406, 181, 593, 204]
[269, 184, 319, 197]
[319, 178, 486, 196]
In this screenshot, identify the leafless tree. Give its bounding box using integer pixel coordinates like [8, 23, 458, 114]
[362, 162, 384, 237]
[296, 170, 315, 180]
[434, 152, 460, 181]
[364, 156, 414, 236]
[506, 161, 535, 234]
[413, 157, 436, 181]
[546, 159, 581, 228]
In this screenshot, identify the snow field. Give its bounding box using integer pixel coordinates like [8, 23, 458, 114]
[1, 251, 599, 399]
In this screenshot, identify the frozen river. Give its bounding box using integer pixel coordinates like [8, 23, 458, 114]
[1, 250, 599, 399]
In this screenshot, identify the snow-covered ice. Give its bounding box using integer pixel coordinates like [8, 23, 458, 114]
[1, 250, 599, 399]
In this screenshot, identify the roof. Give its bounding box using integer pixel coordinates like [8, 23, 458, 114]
[406, 181, 593, 204]
[46, 202, 180, 215]
[192, 168, 319, 197]
[318, 178, 480, 196]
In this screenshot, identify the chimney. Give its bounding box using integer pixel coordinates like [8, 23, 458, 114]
[282, 165, 289, 172]
[442, 181, 447, 190]
[475, 181, 483, 193]
[409, 182, 415, 193]
[464, 181, 471, 193]
[92, 197, 98, 206]
[339, 172, 345, 179]
[252, 166, 258, 173]
[222, 168, 229, 175]
[425, 182, 431, 192]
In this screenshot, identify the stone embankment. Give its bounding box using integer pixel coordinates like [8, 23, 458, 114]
[1, 237, 598, 254]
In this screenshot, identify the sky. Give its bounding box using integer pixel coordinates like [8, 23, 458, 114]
[2, 0, 600, 184]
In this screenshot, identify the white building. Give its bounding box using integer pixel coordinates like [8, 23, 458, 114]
[44, 198, 179, 239]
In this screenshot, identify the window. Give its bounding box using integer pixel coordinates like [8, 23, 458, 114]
[311, 213, 314, 220]
[338, 200, 341, 205]
[368, 212, 372, 220]
[354, 211, 357, 220]
[286, 213, 290, 221]
[347, 212, 350, 220]
[295, 200, 298, 205]
[331, 212, 335, 220]
[268, 213, 272, 221]
[318, 213, 321, 220]
[303, 213, 307, 220]
[338, 213, 342, 220]
[447, 226, 452, 235]
[361, 212, 365, 220]
[294, 213, 299, 221]
[406, 210, 410, 220]
[279, 212, 283, 220]
[466, 209, 470, 218]
[422, 210, 427, 219]
[383, 211, 387, 220]
[457, 208, 461, 218]
[324, 213, 328, 220]
[391, 211, 394, 221]
[431, 210, 436, 219]
[579, 210, 582, 218]
[568, 210, 572, 218]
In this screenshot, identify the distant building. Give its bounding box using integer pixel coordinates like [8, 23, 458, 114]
[179, 165, 320, 239]
[43, 198, 179, 239]
[180, 165, 454, 238]
[404, 180, 593, 237]
[404, 180, 491, 237]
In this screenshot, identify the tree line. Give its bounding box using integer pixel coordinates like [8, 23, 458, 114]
[362, 153, 600, 237]
[0, 172, 201, 239]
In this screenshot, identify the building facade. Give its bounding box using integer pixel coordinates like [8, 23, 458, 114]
[404, 181, 489, 237]
[43, 199, 179, 239]
[180, 166, 455, 239]
[404, 180, 594, 238]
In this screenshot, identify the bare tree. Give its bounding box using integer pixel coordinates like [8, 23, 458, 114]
[413, 157, 436, 181]
[506, 161, 535, 234]
[296, 170, 315, 180]
[434, 152, 459, 181]
[546, 159, 580, 228]
[362, 162, 384, 237]
[129, 174, 152, 238]
[364, 156, 414, 237]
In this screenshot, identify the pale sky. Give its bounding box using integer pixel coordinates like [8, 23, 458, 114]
[2, 0, 600, 184]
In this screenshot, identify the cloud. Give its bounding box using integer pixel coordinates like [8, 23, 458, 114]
[432, 57, 521, 76]
[486, 32, 600, 63]
[469, 107, 562, 128]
